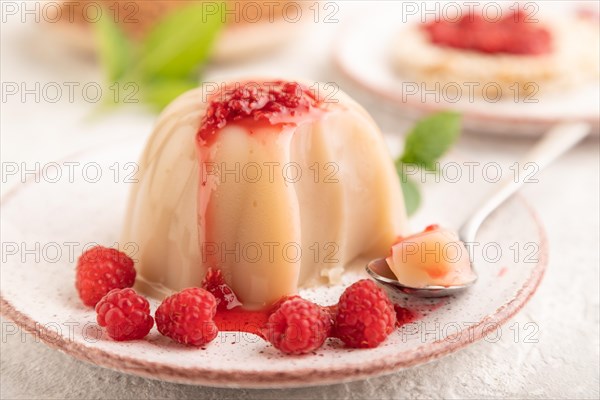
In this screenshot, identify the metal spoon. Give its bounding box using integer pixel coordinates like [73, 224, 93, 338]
[366, 121, 591, 297]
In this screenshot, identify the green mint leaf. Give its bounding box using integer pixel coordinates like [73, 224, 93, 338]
[398, 167, 421, 216]
[141, 79, 199, 110]
[135, 4, 224, 80]
[92, 13, 133, 82]
[400, 111, 462, 170]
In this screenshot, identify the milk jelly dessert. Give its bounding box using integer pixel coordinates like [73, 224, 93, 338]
[122, 80, 408, 309]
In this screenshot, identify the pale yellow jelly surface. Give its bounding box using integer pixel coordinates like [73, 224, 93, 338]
[122, 83, 408, 309]
[386, 228, 476, 288]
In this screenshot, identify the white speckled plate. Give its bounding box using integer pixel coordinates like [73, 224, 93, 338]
[334, 2, 600, 136]
[0, 139, 547, 388]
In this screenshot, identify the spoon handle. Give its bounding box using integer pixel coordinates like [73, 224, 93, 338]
[459, 121, 591, 243]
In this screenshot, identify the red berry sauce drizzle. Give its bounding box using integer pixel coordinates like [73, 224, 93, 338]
[423, 9, 552, 55]
[202, 268, 270, 337]
[202, 268, 422, 336]
[197, 81, 323, 144]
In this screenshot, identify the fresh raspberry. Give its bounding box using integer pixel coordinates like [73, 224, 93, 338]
[267, 294, 302, 314]
[201, 268, 241, 311]
[95, 288, 153, 341]
[262, 297, 332, 355]
[394, 305, 418, 327]
[334, 279, 397, 348]
[76, 246, 136, 307]
[269, 295, 335, 330]
[155, 288, 218, 346]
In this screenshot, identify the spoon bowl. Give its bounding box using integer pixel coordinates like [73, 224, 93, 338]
[366, 121, 590, 297]
[365, 258, 474, 298]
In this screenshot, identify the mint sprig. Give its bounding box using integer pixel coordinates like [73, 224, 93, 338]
[93, 14, 132, 82]
[396, 112, 462, 215]
[93, 4, 224, 110]
[401, 111, 461, 170]
[141, 79, 199, 110]
[398, 170, 421, 216]
[135, 4, 224, 80]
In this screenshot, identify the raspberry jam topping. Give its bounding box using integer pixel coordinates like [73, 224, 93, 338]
[423, 10, 552, 55]
[198, 81, 321, 142]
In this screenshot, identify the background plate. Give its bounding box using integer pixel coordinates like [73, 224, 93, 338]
[334, 2, 600, 136]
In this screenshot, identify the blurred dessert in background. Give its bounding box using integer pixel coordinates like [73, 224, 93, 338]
[46, 0, 307, 62]
[122, 79, 408, 309]
[392, 8, 600, 99]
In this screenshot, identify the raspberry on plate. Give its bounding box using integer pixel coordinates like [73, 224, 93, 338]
[334, 279, 397, 348]
[76, 246, 136, 307]
[262, 297, 332, 355]
[267, 294, 302, 314]
[201, 268, 242, 311]
[95, 288, 153, 341]
[155, 288, 218, 346]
